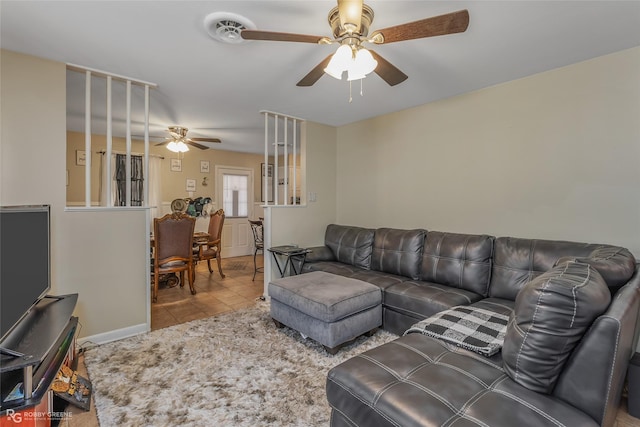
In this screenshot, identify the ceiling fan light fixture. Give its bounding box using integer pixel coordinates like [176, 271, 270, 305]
[324, 44, 352, 80]
[352, 48, 377, 76]
[325, 45, 377, 82]
[167, 141, 189, 153]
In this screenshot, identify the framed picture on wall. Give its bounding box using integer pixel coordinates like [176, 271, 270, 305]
[186, 179, 196, 192]
[200, 160, 210, 173]
[170, 158, 182, 172]
[261, 163, 274, 202]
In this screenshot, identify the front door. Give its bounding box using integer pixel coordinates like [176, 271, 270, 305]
[215, 166, 254, 258]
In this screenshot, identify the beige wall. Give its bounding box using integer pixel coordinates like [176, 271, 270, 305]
[336, 46, 640, 256]
[66, 131, 271, 206]
[2, 49, 148, 340]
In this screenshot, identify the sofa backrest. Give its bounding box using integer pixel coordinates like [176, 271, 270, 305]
[324, 224, 375, 269]
[370, 228, 425, 280]
[489, 237, 635, 300]
[420, 231, 494, 297]
[551, 268, 640, 427]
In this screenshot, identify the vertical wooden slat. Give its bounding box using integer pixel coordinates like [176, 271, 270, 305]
[274, 114, 279, 206]
[284, 116, 289, 206]
[125, 80, 132, 206]
[106, 76, 112, 207]
[264, 112, 268, 206]
[84, 71, 92, 207]
[292, 119, 297, 205]
[144, 85, 150, 208]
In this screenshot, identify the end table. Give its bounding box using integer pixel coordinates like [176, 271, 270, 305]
[268, 245, 311, 277]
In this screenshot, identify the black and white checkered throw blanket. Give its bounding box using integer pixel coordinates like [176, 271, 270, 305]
[404, 306, 510, 357]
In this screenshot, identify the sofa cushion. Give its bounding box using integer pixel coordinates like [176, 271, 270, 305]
[327, 333, 600, 427]
[301, 261, 364, 277]
[324, 224, 374, 269]
[384, 280, 484, 322]
[370, 228, 425, 280]
[502, 261, 611, 394]
[489, 237, 610, 301]
[349, 270, 408, 290]
[421, 231, 494, 297]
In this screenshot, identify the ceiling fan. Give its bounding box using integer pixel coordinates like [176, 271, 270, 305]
[154, 126, 221, 152]
[241, 0, 469, 87]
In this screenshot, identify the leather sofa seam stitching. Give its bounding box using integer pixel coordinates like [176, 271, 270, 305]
[326, 376, 402, 427]
[491, 379, 566, 427]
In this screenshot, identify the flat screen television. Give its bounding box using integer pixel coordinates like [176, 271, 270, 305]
[0, 205, 51, 342]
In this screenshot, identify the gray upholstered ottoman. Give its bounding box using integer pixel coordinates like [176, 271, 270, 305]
[268, 271, 382, 354]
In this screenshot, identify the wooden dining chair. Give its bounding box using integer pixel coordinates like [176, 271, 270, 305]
[152, 212, 196, 303]
[194, 209, 225, 278]
[249, 219, 264, 281]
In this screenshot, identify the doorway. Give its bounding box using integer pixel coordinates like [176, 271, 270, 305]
[216, 166, 254, 258]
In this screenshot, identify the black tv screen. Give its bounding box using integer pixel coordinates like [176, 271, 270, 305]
[0, 205, 51, 341]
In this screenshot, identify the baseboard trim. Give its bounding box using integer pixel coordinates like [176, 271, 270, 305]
[78, 323, 149, 347]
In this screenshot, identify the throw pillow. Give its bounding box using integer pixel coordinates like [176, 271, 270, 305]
[502, 261, 610, 394]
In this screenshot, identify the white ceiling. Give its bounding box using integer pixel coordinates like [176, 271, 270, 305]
[2, 1, 640, 153]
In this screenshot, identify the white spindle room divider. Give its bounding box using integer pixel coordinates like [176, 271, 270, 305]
[66, 64, 157, 208]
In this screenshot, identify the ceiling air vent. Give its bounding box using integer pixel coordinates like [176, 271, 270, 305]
[204, 12, 256, 44]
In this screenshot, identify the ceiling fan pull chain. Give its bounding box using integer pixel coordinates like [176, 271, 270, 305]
[349, 80, 353, 103]
[360, 78, 364, 97]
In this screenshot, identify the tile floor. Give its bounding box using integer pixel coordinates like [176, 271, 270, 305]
[151, 255, 264, 331]
[60, 254, 639, 426]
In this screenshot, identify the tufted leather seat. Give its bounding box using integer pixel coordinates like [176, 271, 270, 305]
[383, 280, 484, 335]
[327, 333, 600, 427]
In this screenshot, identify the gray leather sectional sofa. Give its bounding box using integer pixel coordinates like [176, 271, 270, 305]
[301, 224, 640, 427]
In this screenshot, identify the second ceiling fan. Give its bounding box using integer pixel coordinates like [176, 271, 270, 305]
[155, 126, 221, 152]
[241, 0, 469, 87]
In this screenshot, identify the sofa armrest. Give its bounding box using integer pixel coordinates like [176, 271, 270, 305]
[552, 270, 640, 427]
[305, 246, 335, 263]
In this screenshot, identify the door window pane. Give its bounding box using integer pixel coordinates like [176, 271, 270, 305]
[223, 174, 248, 217]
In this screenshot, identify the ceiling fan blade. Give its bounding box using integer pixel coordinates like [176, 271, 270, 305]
[241, 30, 326, 44]
[297, 54, 334, 87]
[154, 141, 169, 147]
[371, 9, 469, 44]
[187, 141, 210, 150]
[190, 137, 221, 143]
[338, 0, 363, 33]
[369, 50, 408, 86]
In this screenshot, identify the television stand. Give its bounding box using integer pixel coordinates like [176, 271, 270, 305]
[42, 294, 66, 302]
[0, 347, 27, 358]
[0, 294, 78, 424]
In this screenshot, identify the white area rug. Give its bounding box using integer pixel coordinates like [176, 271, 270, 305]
[84, 301, 396, 426]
